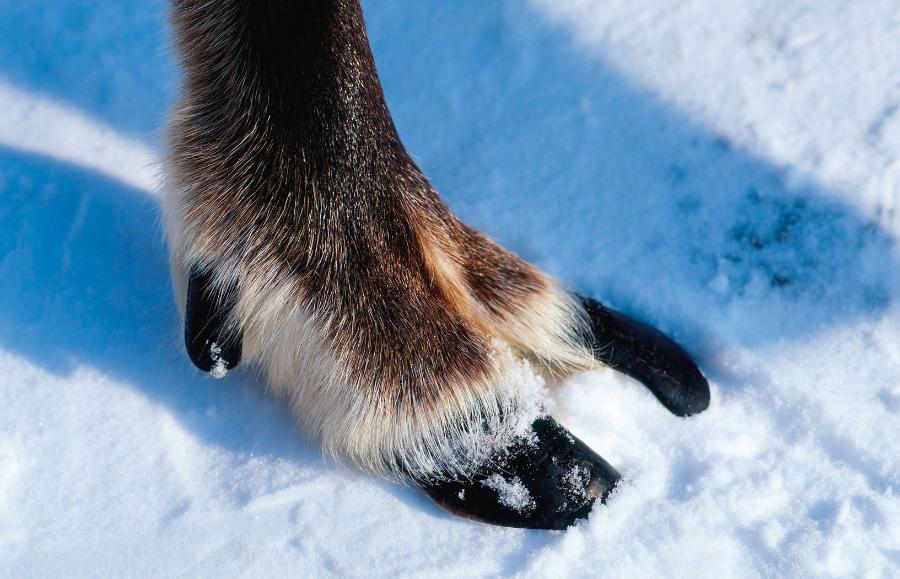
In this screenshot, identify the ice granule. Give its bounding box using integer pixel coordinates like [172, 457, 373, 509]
[482, 474, 536, 514]
[209, 342, 228, 379]
[561, 462, 590, 500]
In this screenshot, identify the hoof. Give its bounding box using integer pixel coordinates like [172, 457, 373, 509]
[185, 267, 242, 377]
[420, 417, 620, 530]
[579, 295, 710, 417]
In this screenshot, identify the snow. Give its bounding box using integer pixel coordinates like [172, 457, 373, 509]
[1, 0, 899, 577]
[560, 462, 591, 503]
[208, 343, 228, 380]
[482, 475, 537, 515]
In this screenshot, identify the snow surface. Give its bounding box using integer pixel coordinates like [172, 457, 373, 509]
[2, 0, 900, 576]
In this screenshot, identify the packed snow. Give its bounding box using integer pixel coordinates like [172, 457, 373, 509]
[1, 0, 899, 577]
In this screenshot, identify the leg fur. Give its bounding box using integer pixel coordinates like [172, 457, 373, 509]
[412, 213, 597, 375]
[164, 178, 572, 480]
[162, 0, 595, 478]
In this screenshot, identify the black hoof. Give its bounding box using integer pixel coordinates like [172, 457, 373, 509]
[420, 417, 620, 530]
[185, 267, 242, 377]
[578, 295, 710, 417]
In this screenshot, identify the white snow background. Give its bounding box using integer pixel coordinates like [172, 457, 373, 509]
[1, 1, 899, 577]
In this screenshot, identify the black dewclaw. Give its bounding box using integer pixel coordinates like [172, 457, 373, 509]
[184, 267, 242, 376]
[579, 296, 710, 417]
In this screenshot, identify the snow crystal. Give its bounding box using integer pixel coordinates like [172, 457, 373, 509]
[482, 474, 536, 515]
[208, 342, 228, 379]
[561, 462, 591, 501]
[209, 360, 228, 379]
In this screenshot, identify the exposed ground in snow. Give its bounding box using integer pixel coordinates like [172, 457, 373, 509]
[2, 1, 900, 577]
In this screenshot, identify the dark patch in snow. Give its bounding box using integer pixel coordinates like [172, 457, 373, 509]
[722, 186, 885, 296]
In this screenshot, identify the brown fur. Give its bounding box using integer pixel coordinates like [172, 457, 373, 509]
[163, 0, 594, 480]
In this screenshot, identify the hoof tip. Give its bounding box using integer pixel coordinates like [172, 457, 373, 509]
[420, 417, 620, 530]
